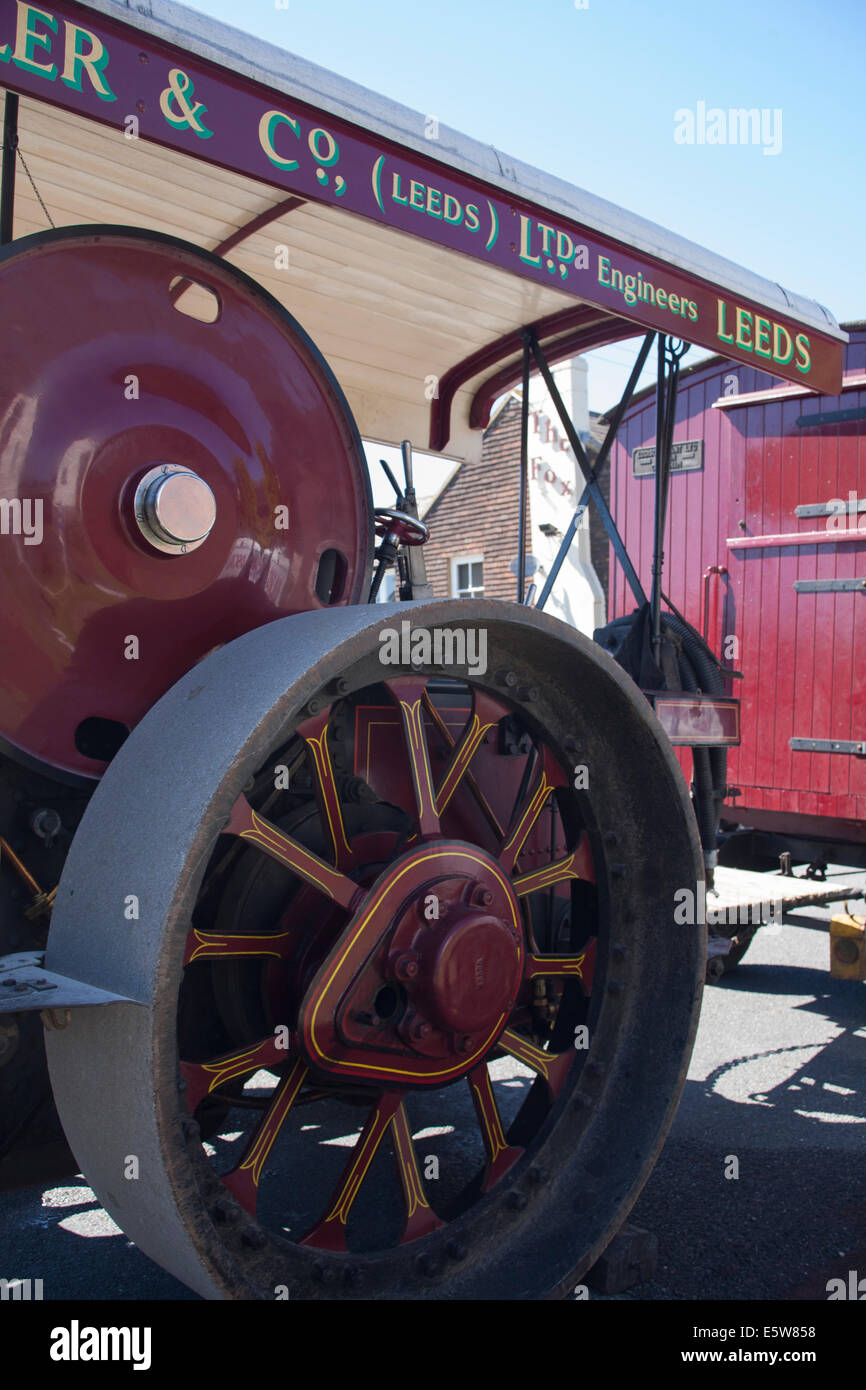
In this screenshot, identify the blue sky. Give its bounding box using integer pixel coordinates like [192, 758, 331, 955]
[189, 0, 863, 490]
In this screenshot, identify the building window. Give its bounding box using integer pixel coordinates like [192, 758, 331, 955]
[451, 555, 484, 599]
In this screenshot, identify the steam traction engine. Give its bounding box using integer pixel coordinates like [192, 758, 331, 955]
[0, 223, 706, 1300]
[0, 0, 844, 1299]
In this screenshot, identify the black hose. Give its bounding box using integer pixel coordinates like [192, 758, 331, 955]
[662, 611, 724, 694]
[593, 602, 728, 872]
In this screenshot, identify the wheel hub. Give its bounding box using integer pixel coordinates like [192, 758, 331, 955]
[410, 902, 520, 1034]
[133, 464, 217, 555]
[300, 842, 524, 1086]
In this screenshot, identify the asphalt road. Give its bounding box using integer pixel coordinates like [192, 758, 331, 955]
[2, 866, 864, 1303]
[600, 864, 866, 1302]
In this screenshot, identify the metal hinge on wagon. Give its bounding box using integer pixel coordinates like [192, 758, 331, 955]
[643, 693, 741, 746]
[0, 952, 138, 1016]
[789, 738, 866, 757]
[793, 578, 866, 594]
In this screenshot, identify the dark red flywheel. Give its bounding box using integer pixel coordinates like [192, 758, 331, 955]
[0, 226, 372, 779]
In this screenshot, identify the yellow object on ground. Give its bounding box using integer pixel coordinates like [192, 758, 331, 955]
[829, 911, 866, 980]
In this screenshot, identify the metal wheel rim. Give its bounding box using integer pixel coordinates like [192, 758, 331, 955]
[45, 601, 704, 1299]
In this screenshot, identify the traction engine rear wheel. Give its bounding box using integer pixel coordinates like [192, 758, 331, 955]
[45, 602, 703, 1299]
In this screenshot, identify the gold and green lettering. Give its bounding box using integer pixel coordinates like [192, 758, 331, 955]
[13, 3, 57, 79]
[308, 127, 338, 166]
[61, 22, 115, 100]
[258, 110, 300, 170]
[519, 216, 542, 266]
[735, 307, 753, 351]
[794, 333, 811, 374]
[773, 323, 794, 365]
[717, 298, 734, 344]
[754, 315, 772, 358]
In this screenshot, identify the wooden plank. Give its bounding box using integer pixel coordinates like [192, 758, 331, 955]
[711, 866, 856, 914]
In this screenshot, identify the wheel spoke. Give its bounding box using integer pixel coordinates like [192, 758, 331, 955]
[468, 1064, 523, 1191]
[390, 1102, 444, 1241]
[423, 689, 504, 837]
[498, 1028, 573, 1097]
[386, 678, 440, 836]
[577, 935, 597, 994]
[525, 948, 591, 982]
[434, 689, 501, 817]
[185, 879, 325, 965]
[180, 1034, 297, 1115]
[183, 927, 294, 966]
[499, 747, 566, 874]
[512, 830, 594, 897]
[221, 1060, 308, 1214]
[225, 794, 363, 911]
[300, 1091, 404, 1251]
[297, 707, 354, 871]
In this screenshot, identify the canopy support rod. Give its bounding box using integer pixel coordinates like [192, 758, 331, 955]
[517, 335, 531, 602]
[531, 330, 652, 612]
[650, 335, 688, 661]
[1, 93, 18, 247]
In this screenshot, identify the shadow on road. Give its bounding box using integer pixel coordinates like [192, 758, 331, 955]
[613, 956, 866, 1301]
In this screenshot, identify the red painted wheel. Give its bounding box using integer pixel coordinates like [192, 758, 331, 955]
[184, 692, 595, 1245]
[0, 226, 372, 780]
[46, 602, 704, 1298]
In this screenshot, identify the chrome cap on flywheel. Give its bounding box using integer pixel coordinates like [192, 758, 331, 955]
[133, 465, 217, 555]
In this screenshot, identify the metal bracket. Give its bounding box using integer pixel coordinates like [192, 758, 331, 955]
[0, 951, 139, 1015]
[797, 407, 866, 428]
[534, 330, 654, 612]
[793, 578, 866, 594]
[790, 738, 866, 756]
[796, 498, 866, 519]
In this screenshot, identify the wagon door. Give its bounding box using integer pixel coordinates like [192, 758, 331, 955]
[724, 379, 866, 842]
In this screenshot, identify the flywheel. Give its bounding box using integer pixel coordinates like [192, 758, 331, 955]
[45, 601, 704, 1299]
[0, 226, 372, 780]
